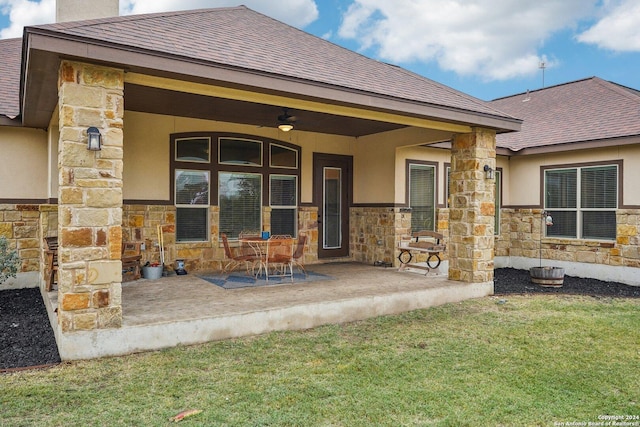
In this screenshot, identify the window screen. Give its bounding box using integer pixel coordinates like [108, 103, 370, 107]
[270, 175, 297, 236]
[219, 172, 262, 239]
[174, 170, 209, 242]
[544, 165, 617, 240]
[409, 164, 435, 232]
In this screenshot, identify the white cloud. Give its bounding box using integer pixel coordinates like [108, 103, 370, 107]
[3, 0, 638, 85]
[0, 0, 54, 38]
[577, 0, 640, 52]
[338, 0, 596, 81]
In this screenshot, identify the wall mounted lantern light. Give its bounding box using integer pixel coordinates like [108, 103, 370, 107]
[483, 164, 494, 179]
[87, 127, 102, 151]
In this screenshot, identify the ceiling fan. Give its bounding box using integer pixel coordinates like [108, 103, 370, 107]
[277, 108, 297, 132]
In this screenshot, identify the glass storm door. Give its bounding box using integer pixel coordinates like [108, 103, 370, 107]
[323, 167, 342, 249]
[314, 154, 352, 258]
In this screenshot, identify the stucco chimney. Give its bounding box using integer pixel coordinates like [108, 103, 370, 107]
[56, 0, 119, 23]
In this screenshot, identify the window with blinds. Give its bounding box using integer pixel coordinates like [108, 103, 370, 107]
[270, 175, 297, 236]
[544, 164, 617, 240]
[409, 163, 436, 232]
[171, 134, 300, 243]
[175, 169, 209, 242]
[219, 172, 262, 239]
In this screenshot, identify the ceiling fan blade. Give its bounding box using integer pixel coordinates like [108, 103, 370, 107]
[277, 108, 298, 123]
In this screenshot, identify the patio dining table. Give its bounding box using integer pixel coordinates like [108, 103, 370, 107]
[240, 236, 295, 282]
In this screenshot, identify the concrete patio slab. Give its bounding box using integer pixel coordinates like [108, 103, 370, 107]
[43, 262, 493, 360]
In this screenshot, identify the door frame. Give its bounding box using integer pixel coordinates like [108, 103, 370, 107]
[313, 153, 353, 259]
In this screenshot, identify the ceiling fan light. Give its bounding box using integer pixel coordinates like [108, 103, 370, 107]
[278, 123, 294, 132]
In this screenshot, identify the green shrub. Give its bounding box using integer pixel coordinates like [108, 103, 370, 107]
[0, 236, 19, 284]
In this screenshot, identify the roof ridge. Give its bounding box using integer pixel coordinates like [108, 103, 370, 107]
[388, 65, 520, 119]
[491, 76, 597, 102]
[33, 5, 248, 31]
[592, 77, 640, 104]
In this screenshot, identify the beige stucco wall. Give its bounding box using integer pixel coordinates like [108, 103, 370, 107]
[47, 114, 60, 199]
[0, 127, 48, 199]
[123, 112, 459, 205]
[122, 111, 356, 203]
[508, 145, 640, 206]
[355, 127, 454, 204]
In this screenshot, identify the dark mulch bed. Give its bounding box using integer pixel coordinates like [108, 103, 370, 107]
[494, 268, 640, 298]
[1, 287, 60, 372]
[1, 269, 638, 371]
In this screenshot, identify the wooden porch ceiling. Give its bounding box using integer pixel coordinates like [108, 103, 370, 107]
[125, 83, 406, 137]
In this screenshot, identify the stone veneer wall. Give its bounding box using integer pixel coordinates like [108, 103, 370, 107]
[350, 207, 399, 264]
[0, 204, 41, 274]
[121, 204, 320, 272]
[449, 129, 496, 283]
[56, 61, 125, 332]
[350, 207, 450, 266]
[298, 206, 319, 266]
[498, 208, 640, 267]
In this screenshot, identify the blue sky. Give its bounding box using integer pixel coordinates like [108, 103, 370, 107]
[1, 0, 639, 101]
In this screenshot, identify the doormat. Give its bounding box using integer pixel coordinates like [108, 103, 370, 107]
[198, 271, 332, 289]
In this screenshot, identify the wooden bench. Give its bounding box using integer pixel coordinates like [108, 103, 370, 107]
[122, 242, 142, 282]
[397, 231, 446, 275]
[44, 236, 58, 291]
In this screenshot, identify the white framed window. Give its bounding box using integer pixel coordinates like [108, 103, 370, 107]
[175, 169, 210, 242]
[172, 134, 300, 242]
[175, 137, 210, 163]
[219, 137, 262, 166]
[408, 162, 436, 232]
[270, 144, 298, 169]
[270, 175, 298, 236]
[544, 164, 618, 240]
[219, 172, 262, 239]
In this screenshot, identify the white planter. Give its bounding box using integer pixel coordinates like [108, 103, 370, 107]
[142, 265, 163, 280]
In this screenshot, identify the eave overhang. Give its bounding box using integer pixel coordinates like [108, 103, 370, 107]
[499, 134, 640, 156]
[21, 28, 522, 135]
[0, 116, 22, 127]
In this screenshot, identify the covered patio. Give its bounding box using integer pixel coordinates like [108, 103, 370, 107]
[5, 6, 522, 360]
[43, 263, 492, 360]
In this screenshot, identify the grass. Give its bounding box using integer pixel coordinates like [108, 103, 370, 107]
[1, 295, 639, 426]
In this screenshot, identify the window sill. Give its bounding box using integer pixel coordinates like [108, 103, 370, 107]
[541, 237, 615, 248]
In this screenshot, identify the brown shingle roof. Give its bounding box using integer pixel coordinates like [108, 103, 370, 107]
[27, 6, 513, 121]
[0, 38, 22, 119]
[492, 77, 640, 152]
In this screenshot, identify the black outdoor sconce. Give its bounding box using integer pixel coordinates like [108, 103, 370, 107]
[483, 164, 494, 179]
[87, 126, 102, 151]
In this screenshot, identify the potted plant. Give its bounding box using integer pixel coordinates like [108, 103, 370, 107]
[530, 211, 565, 287]
[142, 261, 164, 280]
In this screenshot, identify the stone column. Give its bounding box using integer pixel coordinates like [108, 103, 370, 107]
[57, 61, 124, 331]
[448, 128, 496, 283]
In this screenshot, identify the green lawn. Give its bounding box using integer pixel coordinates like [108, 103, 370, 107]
[1, 295, 638, 426]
